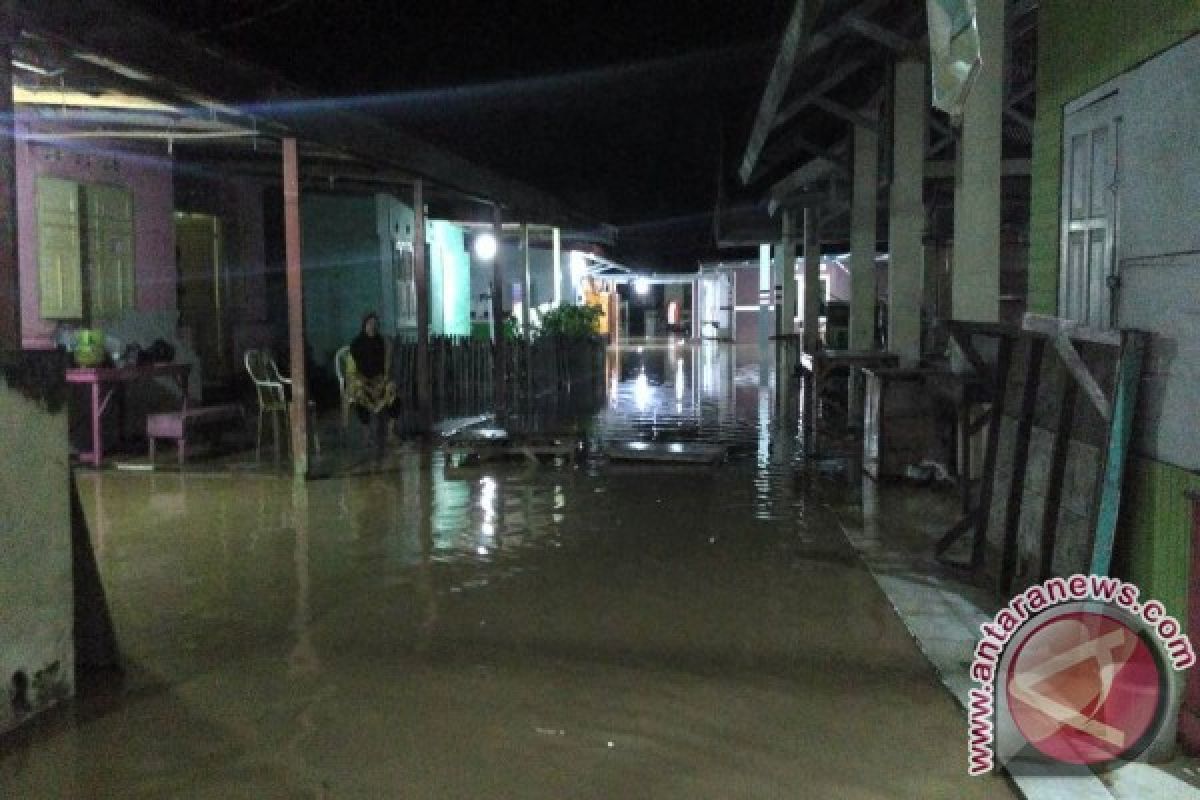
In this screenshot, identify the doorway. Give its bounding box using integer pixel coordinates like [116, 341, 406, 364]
[175, 212, 228, 387]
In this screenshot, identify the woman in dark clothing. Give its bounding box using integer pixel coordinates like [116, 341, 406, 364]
[347, 312, 397, 427]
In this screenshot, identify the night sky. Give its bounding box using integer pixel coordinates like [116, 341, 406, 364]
[124, 0, 791, 268]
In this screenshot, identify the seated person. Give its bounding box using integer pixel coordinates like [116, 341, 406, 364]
[346, 312, 397, 430]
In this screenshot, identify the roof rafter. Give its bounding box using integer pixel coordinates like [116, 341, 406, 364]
[767, 157, 836, 215]
[738, 0, 823, 185]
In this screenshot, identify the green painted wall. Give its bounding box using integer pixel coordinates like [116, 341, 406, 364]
[1032, 4, 1200, 625]
[301, 193, 383, 368]
[427, 220, 470, 336]
[1029, 2, 1200, 314]
[1121, 457, 1199, 624]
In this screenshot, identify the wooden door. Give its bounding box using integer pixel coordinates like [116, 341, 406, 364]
[175, 213, 227, 384]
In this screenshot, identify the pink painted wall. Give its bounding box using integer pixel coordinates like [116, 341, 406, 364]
[16, 126, 176, 349]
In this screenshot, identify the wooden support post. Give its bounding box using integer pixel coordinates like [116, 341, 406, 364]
[491, 205, 507, 416]
[0, 14, 18, 352]
[281, 138, 309, 477]
[1089, 331, 1148, 576]
[413, 178, 431, 432]
[1000, 337, 1045, 593]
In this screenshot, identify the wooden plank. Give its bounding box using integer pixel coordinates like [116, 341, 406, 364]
[772, 58, 868, 134]
[947, 326, 993, 383]
[1022, 313, 1123, 347]
[767, 161, 834, 216]
[0, 15, 18, 352]
[1039, 376, 1078, 580]
[1001, 337, 1046, 594]
[972, 334, 1014, 568]
[812, 96, 880, 130]
[1051, 332, 1111, 422]
[1089, 332, 1149, 576]
[605, 441, 727, 465]
[842, 14, 912, 51]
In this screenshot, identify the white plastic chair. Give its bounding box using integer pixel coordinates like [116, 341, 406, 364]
[244, 349, 320, 461]
[244, 349, 288, 461]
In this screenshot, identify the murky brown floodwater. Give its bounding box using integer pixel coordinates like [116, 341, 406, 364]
[1, 342, 1013, 798]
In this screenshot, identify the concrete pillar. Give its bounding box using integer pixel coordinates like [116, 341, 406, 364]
[952, 0, 1003, 322]
[282, 138, 309, 476]
[850, 123, 879, 350]
[552, 227, 562, 307]
[413, 179, 431, 431]
[803, 206, 822, 353]
[778, 208, 797, 336]
[0, 15, 18, 351]
[888, 58, 927, 364]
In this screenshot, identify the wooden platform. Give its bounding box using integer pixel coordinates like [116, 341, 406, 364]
[603, 441, 727, 465]
[443, 428, 576, 465]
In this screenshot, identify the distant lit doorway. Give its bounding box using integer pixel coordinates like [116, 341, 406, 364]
[175, 212, 228, 387]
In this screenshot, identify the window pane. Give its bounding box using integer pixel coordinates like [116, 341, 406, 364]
[1070, 133, 1090, 220]
[1090, 125, 1110, 217]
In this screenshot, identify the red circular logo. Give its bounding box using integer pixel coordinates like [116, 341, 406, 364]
[1006, 610, 1165, 765]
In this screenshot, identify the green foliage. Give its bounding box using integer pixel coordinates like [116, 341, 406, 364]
[537, 304, 602, 339]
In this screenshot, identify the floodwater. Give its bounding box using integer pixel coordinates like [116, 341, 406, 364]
[1, 342, 1014, 799]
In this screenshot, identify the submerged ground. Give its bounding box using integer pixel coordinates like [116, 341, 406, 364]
[1, 342, 1014, 798]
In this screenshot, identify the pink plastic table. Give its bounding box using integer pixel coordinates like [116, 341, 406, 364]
[65, 363, 190, 466]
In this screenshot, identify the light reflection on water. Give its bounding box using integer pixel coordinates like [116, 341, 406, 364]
[6, 341, 1010, 799]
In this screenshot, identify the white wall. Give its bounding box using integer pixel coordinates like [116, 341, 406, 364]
[1082, 34, 1200, 470]
[0, 386, 73, 735]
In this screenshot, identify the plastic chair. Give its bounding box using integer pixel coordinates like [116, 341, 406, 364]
[336, 341, 395, 438]
[244, 349, 289, 461]
[244, 349, 321, 461]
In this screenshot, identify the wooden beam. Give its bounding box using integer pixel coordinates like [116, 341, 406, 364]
[1051, 333, 1111, 422]
[1001, 337, 1046, 593]
[0, 14, 19, 351]
[812, 96, 880, 130]
[771, 58, 868, 134]
[752, 132, 850, 185]
[1039, 376, 1078, 579]
[767, 158, 835, 216]
[13, 1, 581, 224]
[1022, 313, 1123, 347]
[282, 137, 308, 477]
[1004, 108, 1034, 131]
[843, 13, 913, 51]
[738, 0, 820, 184]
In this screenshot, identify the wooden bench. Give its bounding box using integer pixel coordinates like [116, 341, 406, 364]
[147, 404, 244, 464]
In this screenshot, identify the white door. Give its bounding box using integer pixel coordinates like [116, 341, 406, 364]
[1060, 94, 1121, 328]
